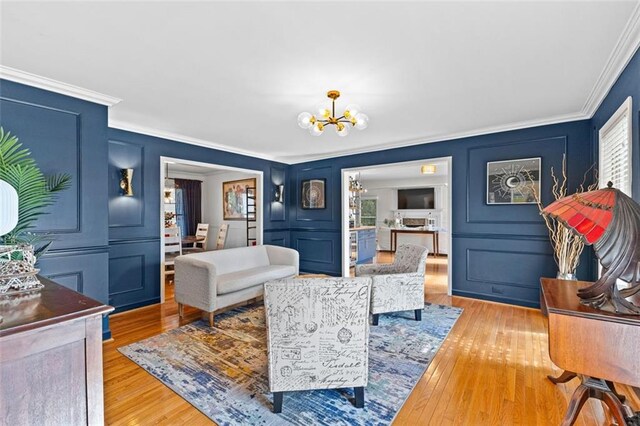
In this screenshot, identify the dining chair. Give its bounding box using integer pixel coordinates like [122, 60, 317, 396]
[183, 223, 209, 253]
[164, 227, 182, 282]
[215, 223, 229, 250]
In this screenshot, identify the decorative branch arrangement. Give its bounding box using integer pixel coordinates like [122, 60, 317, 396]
[529, 155, 597, 278]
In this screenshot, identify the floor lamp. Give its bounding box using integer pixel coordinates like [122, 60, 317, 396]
[0, 179, 20, 324]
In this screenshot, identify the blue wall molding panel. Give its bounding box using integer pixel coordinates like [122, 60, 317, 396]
[0, 79, 112, 338]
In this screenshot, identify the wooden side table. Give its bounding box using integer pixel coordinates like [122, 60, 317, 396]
[541, 277, 640, 425]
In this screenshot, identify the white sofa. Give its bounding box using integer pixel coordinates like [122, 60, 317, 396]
[174, 245, 299, 326]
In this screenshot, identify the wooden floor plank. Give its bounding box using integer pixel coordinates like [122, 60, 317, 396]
[103, 252, 637, 425]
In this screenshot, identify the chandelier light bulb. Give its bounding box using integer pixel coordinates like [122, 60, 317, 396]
[310, 121, 324, 136]
[354, 113, 369, 130]
[336, 122, 350, 137]
[297, 112, 313, 129]
[344, 104, 360, 119]
[317, 104, 331, 119]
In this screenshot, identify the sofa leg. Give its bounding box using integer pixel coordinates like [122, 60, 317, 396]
[415, 309, 422, 321]
[273, 392, 283, 413]
[207, 312, 215, 327]
[372, 314, 379, 326]
[354, 387, 364, 408]
[178, 303, 184, 318]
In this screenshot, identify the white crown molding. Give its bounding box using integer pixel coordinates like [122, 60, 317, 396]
[0, 65, 121, 106]
[108, 119, 279, 163]
[283, 110, 588, 164]
[581, 1, 640, 117]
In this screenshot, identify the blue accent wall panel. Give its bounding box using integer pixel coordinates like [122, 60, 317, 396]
[289, 120, 594, 304]
[0, 79, 109, 250]
[264, 230, 290, 247]
[38, 249, 110, 304]
[592, 46, 640, 202]
[109, 240, 160, 312]
[291, 230, 341, 275]
[0, 79, 111, 338]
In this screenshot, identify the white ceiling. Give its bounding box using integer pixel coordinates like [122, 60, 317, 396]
[1, 1, 639, 164]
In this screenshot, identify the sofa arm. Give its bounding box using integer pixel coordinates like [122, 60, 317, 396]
[355, 263, 404, 276]
[174, 255, 218, 312]
[265, 245, 299, 275]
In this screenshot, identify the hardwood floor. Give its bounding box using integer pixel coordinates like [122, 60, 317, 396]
[104, 253, 638, 425]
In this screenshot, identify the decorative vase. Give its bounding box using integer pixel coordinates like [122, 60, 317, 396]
[556, 271, 578, 281]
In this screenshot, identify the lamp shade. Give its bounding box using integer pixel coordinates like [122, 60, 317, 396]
[0, 179, 19, 236]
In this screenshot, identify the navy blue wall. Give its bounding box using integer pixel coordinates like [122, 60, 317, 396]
[107, 128, 290, 312]
[592, 47, 640, 202]
[0, 79, 112, 337]
[289, 121, 594, 307]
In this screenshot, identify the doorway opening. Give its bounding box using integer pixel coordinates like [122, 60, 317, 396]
[341, 157, 453, 296]
[160, 156, 263, 303]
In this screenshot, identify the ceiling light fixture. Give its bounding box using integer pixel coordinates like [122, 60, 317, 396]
[298, 90, 368, 137]
[421, 165, 437, 175]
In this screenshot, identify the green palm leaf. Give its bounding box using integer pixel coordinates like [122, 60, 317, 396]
[0, 126, 71, 248]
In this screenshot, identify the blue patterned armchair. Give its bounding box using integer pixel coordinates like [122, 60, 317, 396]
[263, 277, 372, 413]
[355, 243, 428, 325]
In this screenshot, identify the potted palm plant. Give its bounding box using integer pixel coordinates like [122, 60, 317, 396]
[0, 127, 71, 293]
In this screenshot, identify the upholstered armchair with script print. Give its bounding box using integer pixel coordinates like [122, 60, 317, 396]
[263, 277, 372, 413]
[355, 243, 428, 325]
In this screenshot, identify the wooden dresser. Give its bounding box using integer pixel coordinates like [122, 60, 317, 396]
[0, 276, 113, 425]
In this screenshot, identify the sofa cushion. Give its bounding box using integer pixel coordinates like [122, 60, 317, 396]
[217, 265, 297, 295]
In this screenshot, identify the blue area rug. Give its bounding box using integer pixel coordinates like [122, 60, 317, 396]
[119, 303, 462, 425]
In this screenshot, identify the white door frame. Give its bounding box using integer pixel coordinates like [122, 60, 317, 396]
[340, 156, 453, 296]
[160, 156, 264, 303]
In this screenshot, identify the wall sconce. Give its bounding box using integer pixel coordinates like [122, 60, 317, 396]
[274, 184, 284, 203]
[120, 168, 134, 196]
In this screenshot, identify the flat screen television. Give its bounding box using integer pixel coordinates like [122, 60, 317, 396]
[397, 188, 435, 209]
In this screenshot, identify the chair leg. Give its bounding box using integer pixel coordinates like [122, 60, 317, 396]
[354, 387, 364, 408]
[372, 314, 379, 326]
[178, 303, 184, 318]
[273, 392, 283, 413]
[415, 309, 422, 321]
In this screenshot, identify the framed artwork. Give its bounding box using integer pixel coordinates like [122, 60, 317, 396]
[222, 178, 256, 220]
[487, 157, 540, 205]
[301, 179, 326, 209]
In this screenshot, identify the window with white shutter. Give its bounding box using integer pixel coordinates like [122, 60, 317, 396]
[599, 96, 632, 196]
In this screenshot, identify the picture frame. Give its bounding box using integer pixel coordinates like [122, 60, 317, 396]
[222, 178, 256, 220]
[486, 157, 541, 205]
[301, 178, 326, 209]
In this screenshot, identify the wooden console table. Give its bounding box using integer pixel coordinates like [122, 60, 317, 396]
[390, 228, 439, 255]
[0, 276, 113, 425]
[541, 277, 640, 425]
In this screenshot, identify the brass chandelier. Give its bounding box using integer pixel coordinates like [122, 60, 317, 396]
[298, 90, 369, 137]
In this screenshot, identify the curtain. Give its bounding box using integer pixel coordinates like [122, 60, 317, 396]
[174, 178, 202, 236]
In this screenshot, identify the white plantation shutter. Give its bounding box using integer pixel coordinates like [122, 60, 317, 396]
[599, 97, 632, 196]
